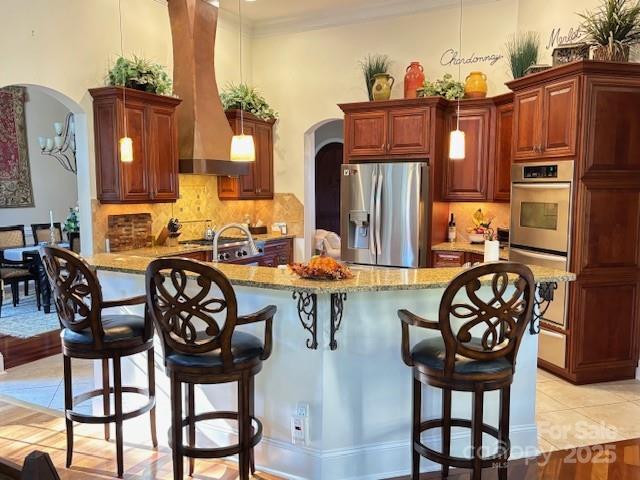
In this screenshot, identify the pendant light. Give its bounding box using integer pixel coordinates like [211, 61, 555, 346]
[449, 0, 465, 160]
[117, 0, 133, 163]
[230, 0, 255, 162]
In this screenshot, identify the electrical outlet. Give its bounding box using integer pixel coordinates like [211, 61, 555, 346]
[290, 403, 310, 445]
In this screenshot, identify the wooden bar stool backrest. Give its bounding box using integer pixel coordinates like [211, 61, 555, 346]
[40, 246, 106, 347]
[439, 262, 535, 375]
[146, 258, 240, 368]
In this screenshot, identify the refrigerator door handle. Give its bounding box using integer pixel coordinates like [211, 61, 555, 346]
[369, 170, 377, 254]
[375, 171, 383, 254]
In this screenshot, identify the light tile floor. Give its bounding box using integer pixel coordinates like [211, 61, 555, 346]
[2, 356, 640, 456]
[536, 368, 640, 452]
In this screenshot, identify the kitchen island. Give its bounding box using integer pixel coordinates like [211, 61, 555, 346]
[86, 249, 574, 479]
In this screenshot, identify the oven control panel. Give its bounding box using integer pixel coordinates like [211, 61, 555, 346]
[523, 164, 558, 179]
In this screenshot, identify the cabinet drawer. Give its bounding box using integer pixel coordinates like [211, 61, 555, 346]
[432, 251, 465, 267]
[167, 250, 211, 262]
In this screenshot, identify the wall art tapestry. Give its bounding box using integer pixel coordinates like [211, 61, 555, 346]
[0, 86, 34, 207]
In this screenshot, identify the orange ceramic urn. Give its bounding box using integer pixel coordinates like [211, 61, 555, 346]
[404, 62, 425, 99]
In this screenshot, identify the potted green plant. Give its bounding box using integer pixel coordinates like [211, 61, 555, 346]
[359, 54, 392, 101]
[504, 31, 540, 79]
[579, 0, 640, 62]
[220, 83, 278, 121]
[63, 206, 79, 233]
[107, 55, 173, 95]
[416, 74, 464, 100]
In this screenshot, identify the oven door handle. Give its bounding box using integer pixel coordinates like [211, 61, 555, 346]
[512, 183, 571, 190]
[510, 247, 568, 262]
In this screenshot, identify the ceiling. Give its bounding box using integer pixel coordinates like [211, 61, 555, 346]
[218, 0, 466, 36]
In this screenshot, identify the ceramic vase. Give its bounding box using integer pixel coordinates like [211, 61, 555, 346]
[464, 71, 488, 98]
[404, 62, 425, 99]
[371, 73, 395, 101]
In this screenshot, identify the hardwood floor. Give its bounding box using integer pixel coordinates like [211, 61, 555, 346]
[0, 330, 60, 369]
[1, 398, 639, 479]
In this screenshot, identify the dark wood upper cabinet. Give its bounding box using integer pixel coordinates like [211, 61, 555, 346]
[442, 105, 491, 201]
[340, 98, 445, 161]
[512, 77, 577, 162]
[217, 110, 275, 200]
[541, 78, 578, 157]
[491, 97, 514, 202]
[512, 88, 542, 160]
[345, 110, 388, 157]
[387, 107, 430, 155]
[90, 87, 181, 204]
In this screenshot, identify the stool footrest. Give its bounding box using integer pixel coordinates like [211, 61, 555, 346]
[65, 386, 155, 424]
[168, 410, 263, 459]
[415, 417, 510, 469]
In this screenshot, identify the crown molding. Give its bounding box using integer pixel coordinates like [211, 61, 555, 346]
[251, 0, 499, 38]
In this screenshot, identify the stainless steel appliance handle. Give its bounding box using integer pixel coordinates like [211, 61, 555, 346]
[375, 171, 383, 254]
[512, 183, 570, 190]
[369, 170, 377, 254]
[510, 247, 567, 262]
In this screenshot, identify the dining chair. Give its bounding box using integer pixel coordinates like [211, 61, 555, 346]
[31, 223, 63, 245]
[399, 262, 535, 480]
[0, 225, 39, 314]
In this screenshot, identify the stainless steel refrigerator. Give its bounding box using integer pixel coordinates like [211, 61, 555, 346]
[340, 162, 429, 268]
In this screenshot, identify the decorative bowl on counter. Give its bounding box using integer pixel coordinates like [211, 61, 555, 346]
[289, 254, 354, 280]
[468, 233, 485, 244]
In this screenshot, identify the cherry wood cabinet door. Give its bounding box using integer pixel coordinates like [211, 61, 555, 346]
[513, 88, 542, 161]
[148, 105, 179, 201]
[541, 78, 578, 158]
[492, 102, 513, 201]
[387, 107, 430, 156]
[254, 122, 274, 198]
[93, 101, 120, 203]
[237, 122, 258, 197]
[120, 102, 152, 202]
[442, 107, 490, 201]
[345, 110, 387, 157]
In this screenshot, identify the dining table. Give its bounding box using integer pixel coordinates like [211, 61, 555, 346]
[2, 243, 69, 314]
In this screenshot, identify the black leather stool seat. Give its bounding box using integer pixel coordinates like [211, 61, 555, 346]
[61, 314, 146, 346]
[411, 337, 512, 375]
[166, 331, 263, 369]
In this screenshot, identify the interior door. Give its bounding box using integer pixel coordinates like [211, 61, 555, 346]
[376, 162, 426, 267]
[340, 163, 377, 265]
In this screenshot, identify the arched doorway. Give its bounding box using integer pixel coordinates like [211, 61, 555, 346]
[303, 118, 344, 259]
[315, 142, 343, 235]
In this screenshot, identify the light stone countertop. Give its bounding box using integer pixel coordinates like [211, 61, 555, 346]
[432, 241, 510, 260]
[87, 252, 575, 295]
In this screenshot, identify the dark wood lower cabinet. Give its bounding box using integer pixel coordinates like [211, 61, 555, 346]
[432, 250, 484, 267]
[165, 237, 294, 268]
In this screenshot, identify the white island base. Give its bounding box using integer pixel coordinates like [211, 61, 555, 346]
[96, 269, 540, 480]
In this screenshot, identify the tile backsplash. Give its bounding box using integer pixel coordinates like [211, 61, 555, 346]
[107, 213, 152, 252]
[92, 175, 303, 253]
[448, 202, 511, 242]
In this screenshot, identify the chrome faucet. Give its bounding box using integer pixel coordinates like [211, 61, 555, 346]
[212, 223, 259, 262]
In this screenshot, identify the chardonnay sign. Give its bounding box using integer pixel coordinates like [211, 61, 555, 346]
[440, 49, 504, 67]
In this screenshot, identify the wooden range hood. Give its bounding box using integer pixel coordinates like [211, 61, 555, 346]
[169, 0, 249, 176]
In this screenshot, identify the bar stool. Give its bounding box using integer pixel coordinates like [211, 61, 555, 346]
[398, 262, 535, 480]
[145, 257, 277, 480]
[41, 246, 157, 478]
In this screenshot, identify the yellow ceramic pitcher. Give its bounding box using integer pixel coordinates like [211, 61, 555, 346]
[372, 73, 395, 101]
[464, 71, 488, 98]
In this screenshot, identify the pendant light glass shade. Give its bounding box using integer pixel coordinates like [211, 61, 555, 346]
[230, 134, 255, 162]
[449, 129, 466, 160]
[119, 136, 134, 163]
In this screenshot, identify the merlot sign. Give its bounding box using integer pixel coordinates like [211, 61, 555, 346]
[440, 49, 504, 67]
[546, 25, 586, 50]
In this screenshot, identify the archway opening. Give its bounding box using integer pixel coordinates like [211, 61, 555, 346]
[303, 118, 344, 260]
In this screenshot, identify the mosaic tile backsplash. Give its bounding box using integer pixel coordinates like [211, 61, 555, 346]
[447, 202, 511, 242]
[92, 175, 304, 253]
